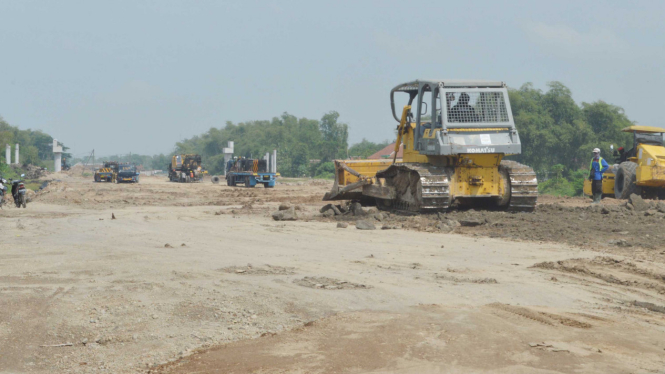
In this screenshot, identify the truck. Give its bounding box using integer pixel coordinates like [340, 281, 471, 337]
[168, 154, 207, 182]
[116, 163, 140, 183]
[225, 157, 277, 188]
[94, 161, 118, 182]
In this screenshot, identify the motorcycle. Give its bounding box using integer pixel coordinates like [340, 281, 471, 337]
[10, 174, 27, 208]
[0, 176, 7, 209]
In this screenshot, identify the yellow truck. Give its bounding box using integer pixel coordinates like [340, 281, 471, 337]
[94, 161, 118, 182]
[583, 126, 665, 199]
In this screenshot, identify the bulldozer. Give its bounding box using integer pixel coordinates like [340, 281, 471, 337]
[583, 126, 665, 199]
[324, 80, 538, 213]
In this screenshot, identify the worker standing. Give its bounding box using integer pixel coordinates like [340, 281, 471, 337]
[589, 148, 609, 204]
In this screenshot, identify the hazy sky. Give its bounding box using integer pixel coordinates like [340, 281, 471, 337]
[1, 0, 664, 157]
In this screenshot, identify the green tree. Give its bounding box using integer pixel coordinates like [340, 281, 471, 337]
[318, 111, 348, 162]
[348, 138, 391, 158]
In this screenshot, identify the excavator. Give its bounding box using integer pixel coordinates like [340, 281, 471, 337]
[324, 79, 538, 213]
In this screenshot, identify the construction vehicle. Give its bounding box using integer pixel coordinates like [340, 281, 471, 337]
[583, 126, 665, 199]
[117, 163, 140, 183]
[226, 157, 277, 188]
[168, 154, 207, 182]
[94, 161, 118, 182]
[324, 79, 538, 213]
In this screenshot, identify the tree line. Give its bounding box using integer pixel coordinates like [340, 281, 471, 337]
[508, 82, 637, 195]
[0, 116, 71, 178]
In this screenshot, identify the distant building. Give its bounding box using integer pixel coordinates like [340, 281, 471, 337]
[368, 143, 403, 160]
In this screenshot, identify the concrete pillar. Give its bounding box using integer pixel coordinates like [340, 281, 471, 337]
[54, 153, 62, 172]
[53, 139, 63, 172]
[272, 149, 277, 173]
[14, 143, 19, 164]
[222, 141, 234, 176]
[5, 144, 10, 165]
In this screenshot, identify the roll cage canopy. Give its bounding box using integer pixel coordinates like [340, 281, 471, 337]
[390, 79, 507, 122]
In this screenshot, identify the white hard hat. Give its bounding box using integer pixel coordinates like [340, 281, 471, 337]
[593, 148, 600, 153]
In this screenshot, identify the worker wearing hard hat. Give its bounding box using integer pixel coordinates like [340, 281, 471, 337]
[589, 148, 609, 204]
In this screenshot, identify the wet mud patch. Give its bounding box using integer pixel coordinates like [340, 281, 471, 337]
[293, 276, 370, 290]
[219, 265, 296, 276]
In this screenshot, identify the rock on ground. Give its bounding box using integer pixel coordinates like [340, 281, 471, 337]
[629, 194, 649, 212]
[355, 220, 376, 230]
[272, 208, 298, 221]
[350, 202, 365, 216]
[278, 203, 292, 211]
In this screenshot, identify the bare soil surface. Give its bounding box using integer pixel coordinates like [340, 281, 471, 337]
[1, 175, 664, 373]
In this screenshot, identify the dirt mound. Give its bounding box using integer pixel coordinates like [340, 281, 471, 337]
[317, 198, 665, 254]
[10, 164, 49, 179]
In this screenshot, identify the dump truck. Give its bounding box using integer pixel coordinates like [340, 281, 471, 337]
[94, 161, 118, 182]
[168, 154, 207, 182]
[116, 163, 140, 183]
[324, 79, 538, 213]
[583, 126, 665, 199]
[225, 157, 277, 188]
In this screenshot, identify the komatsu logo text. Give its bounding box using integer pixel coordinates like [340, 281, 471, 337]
[467, 147, 496, 153]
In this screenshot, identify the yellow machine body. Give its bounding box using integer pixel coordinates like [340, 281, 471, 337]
[634, 144, 665, 187]
[324, 80, 538, 212]
[583, 173, 616, 197]
[327, 111, 508, 203]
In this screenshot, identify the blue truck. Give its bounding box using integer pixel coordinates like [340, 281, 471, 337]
[225, 157, 276, 188]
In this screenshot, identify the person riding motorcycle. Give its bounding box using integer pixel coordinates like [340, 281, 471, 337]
[10, 174, 27, 208]
[0, 176, 7, 208]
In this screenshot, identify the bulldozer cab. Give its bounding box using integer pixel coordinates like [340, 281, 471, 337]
[390, 80, 521, 157]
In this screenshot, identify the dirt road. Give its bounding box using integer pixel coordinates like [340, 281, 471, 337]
[1, 175, 664, 373]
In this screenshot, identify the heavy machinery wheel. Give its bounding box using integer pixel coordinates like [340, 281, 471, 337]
[211, 176, 220, 184]
[94, 175, 100, 182]
[614, 161, 639, 199]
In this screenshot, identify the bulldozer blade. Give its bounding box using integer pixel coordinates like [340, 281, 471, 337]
[323, 179, 368, 201]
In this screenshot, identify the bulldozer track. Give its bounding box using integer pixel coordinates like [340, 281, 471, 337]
[501, 160, 538, 212]
[376, 161, 537, 214]
[376, 164, 451, 214]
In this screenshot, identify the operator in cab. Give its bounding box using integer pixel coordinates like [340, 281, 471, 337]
[589, 148, 609, 204]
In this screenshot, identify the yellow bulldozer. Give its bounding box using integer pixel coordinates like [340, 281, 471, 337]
[583, 126, 665, 199]
[324, 80, 538, 213]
